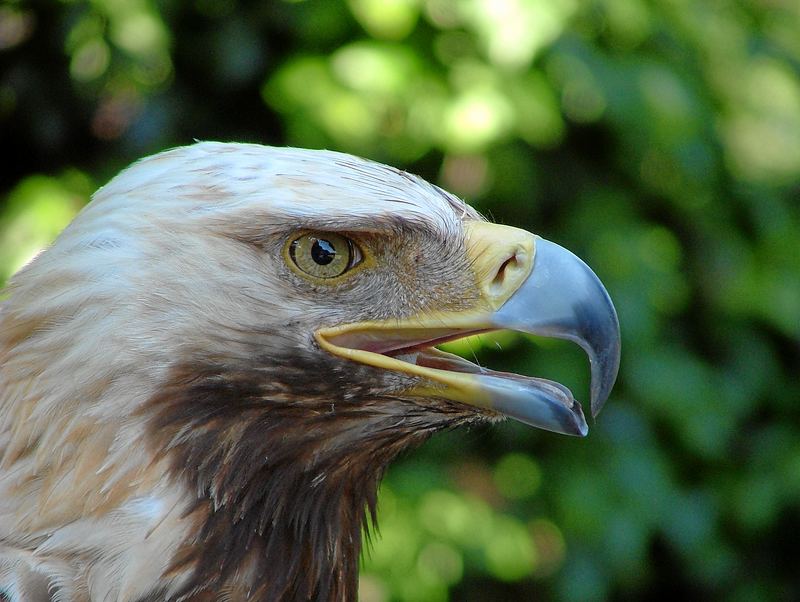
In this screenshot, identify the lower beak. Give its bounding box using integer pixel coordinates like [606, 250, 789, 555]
[316, 225, 620, 437]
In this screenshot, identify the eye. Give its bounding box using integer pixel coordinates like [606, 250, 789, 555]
[287, 232, 362, 279]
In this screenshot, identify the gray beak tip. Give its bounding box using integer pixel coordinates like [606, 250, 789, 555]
[586, 286, 621, 418]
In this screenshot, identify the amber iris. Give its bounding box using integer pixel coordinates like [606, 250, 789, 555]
[288, 232, 360, 279]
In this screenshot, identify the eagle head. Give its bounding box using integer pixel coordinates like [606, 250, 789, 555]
[0, 142, 619, 601]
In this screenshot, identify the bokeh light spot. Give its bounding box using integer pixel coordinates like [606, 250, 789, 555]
[348, 0, 420, 40]
[444, 88, 513, 152]
[70, 38, 110, 81]
[494, 453, 541, 500]
[484, 515, 537, 581]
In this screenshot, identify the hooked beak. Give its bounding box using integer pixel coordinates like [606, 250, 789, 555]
[316, 222, 620, 437]
[492, 237, 621, 421]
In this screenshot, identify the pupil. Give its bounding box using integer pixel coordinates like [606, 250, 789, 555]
[311, 239, 336, 265]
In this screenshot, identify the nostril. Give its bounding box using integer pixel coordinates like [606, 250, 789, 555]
[490, 252, 520, 295]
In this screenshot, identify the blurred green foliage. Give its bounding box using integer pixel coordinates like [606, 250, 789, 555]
[2, 0, 799, 599]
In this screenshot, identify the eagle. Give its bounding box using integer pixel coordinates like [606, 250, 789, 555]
[0, 142, 619, 601]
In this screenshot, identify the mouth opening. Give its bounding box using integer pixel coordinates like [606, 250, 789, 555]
[328, 329, 578, 407]
[327, 328, 491, 356]
[315, 324, 589, 437]
[382, 329, 492, 359]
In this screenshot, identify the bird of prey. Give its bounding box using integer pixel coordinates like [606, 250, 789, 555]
[0, 142, 619, 601]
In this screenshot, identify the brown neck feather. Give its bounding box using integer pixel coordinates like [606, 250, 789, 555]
[143, 353, 469, 601]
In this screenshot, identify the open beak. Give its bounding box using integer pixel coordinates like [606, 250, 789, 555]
[316, 222, 620, 437]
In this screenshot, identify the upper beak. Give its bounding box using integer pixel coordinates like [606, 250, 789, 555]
[492, 236, 621, 419]
[316, 222, 620, 437]
[475, 235, 620, 435]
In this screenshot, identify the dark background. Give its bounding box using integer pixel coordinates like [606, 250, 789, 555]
[2, 1, 799, 600]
